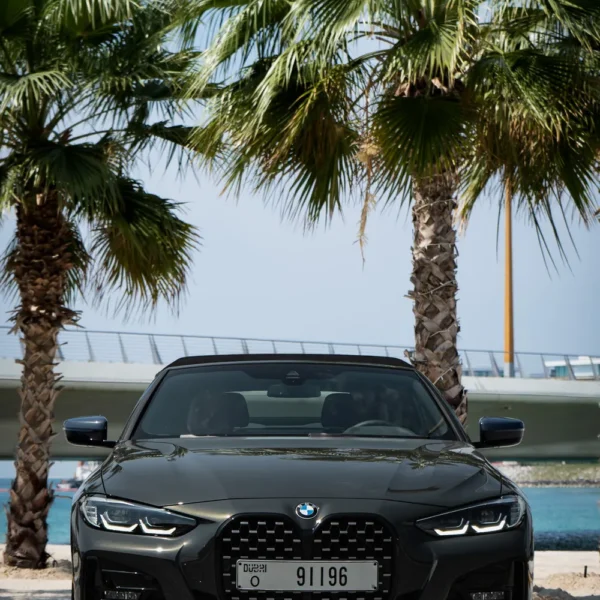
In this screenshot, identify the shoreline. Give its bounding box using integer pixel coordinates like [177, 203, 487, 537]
[493, 463, 600, 488]
[518, 482, 600, 488]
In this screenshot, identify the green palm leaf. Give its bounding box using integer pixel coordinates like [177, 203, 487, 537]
[0, 71, 72, 111]
[46, 0, 139, 31]
[374, 94, 472, 194]
[21, 139, 122, 209]
[0, 0, 31, 38]
[195, 55, 362, 225]
[89, 177, 200, 316]
[189, 0, 290, 97]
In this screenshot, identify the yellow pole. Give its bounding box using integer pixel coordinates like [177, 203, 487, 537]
[504, 180, 515, 377]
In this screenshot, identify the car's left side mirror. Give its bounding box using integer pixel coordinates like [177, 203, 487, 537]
[473, 417, 524, 449]
[63, 416, 116, 448]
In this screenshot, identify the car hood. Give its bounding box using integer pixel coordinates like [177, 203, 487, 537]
[100, 438, 503, 508]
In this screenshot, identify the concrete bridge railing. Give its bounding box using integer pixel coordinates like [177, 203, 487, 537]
[0, 326, 598, 381]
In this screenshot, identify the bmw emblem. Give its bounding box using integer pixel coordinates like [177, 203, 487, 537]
[296, 502, 318, 519]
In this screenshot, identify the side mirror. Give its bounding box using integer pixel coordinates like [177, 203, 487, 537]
[63, 416, 116, 448]
[474, 417, 524, 449]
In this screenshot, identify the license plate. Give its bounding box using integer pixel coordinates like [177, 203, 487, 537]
[236, 560, 379, 591]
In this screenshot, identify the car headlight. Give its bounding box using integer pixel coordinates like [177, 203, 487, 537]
[81, 496, 196, 537]
[416, 496, 526, 537]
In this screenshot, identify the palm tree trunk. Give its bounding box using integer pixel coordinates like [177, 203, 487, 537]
[408, 172, 467, 425]
[3, 194, 78, 569]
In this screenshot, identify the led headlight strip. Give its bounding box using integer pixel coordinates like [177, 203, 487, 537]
[416, 496, 526, 537]
[81, 496, 197, 537]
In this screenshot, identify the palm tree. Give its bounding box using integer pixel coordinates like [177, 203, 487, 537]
[187, 0, 599, 422]
[0, 0, 200, 568]
[458, 1, 600, 373]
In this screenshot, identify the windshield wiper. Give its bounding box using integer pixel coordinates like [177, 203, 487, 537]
[180, 433, 313, 438]
[310, 433, 420, 439]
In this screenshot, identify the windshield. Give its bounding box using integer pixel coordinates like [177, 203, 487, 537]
[133, 362, 454, 440]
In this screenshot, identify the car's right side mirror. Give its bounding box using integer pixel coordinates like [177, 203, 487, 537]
[474, 417, 525, 449]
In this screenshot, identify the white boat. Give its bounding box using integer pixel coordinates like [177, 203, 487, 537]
[55, 461, 101, 492]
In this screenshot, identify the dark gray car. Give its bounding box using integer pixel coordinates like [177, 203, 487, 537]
[65, 354, 532, 600]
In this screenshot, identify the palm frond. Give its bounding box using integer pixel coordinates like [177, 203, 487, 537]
[127, 122, 196, 171]
[373, 94, 472, 198]
[459, 96, 600, 268]
[467, 48, 593, 131]
[379, 1, 477, 87]
[45, 0, 139, 31]
[287, 0, 372, 59]
[176, 0, 248, 49]
[0, 160, 19, 209]
[88, 177, 200, 317]
[0, 71, 72, 111]
[188, 0, 290, 97]
[0, 0, 31, 38]
[20, 139, 123, 212]
[195, 55, 362, 226]
[536, 0, 600, 49]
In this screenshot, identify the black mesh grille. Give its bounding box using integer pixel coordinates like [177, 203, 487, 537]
[218, 516, 394, 600]
[313, 518, 394, 600]
[220, 517, 303, 600]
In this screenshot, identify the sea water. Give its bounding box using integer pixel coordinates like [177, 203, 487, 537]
[0, 479, 598, 548]
[524, 487, 600, 550]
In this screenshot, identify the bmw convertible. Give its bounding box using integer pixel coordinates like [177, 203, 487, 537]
[65, 354, 532, 600]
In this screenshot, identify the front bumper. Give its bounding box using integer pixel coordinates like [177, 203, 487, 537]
[72, 497, 534, 600]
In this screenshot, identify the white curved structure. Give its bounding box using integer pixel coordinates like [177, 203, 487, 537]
[0, 329, 599, 460]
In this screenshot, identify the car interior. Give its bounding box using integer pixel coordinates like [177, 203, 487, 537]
[134, 367, 451, 440]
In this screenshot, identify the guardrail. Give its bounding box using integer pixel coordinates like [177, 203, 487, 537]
[0, 326, 598, 380]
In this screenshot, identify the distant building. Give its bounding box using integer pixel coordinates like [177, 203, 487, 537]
[465, 367, 527, 378]
[464, 358, 600, 380]
[544, 357, 600, 380]
[469, 367, 505, 377]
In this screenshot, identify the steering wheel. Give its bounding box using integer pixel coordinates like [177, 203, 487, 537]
[344, 420, 417, 436]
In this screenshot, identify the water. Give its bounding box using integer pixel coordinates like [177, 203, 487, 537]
[0, 479, 598, 548]
[0, 479, 74, 545]
[525, 488, 600, 533]
[524, 487, 600, 550]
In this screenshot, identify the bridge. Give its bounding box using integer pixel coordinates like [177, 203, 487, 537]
[0, 328, 599, 460]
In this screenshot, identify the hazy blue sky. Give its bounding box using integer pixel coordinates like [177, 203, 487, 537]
[0, 160, 598, 478]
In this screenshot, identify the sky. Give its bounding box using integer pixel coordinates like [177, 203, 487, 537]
[0, 158, 599, 478]
[4, 161, 593, 353]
